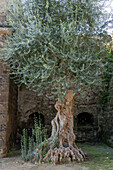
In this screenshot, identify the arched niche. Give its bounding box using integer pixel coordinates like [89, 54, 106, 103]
[76, 112, 97, 142]
[26, 112, 45, 135]
[16, 112, 45, 146]
[28, 112, 45, 128]
[77, 112, 94, 127]
[76, 112, 96, 142]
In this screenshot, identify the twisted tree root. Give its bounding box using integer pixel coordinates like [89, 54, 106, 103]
[43, 146, 86, 164]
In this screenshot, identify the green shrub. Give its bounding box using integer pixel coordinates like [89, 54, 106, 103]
[21, 115, 47, 161]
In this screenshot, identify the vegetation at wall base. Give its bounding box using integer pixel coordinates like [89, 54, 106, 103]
[21, 115, 50, 162]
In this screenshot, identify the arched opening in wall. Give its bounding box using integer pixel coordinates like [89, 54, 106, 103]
[76, 112, 95, 142]
[25, 112, 45, 135]
[77, 112, 93, 127]
[27, 112, 45, 136]
[16, 112, 45, 147]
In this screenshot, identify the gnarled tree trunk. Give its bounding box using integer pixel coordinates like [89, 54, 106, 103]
[43, 90, 86, 163]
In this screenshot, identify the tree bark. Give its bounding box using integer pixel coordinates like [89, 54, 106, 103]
[43, 90, 86, 163]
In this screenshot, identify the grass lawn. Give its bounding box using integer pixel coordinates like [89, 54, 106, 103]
[77, 143, 113, 170]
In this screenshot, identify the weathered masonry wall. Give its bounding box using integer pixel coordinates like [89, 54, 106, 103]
[18, 85, 56, 136]
[109, 76, 113, 143]
[6, 78, 18, 152]
[0, 0, 7, 25]
[17, 86, 102, 142]
[0, 33, 18, 158]
[106, 76, 113, 145]
[0, 0, 18, 157]
[17, 84, 113, 143]
[0, 63, 18, 158]
[0, 63, 9, 156]
[0, 0, 8, 157]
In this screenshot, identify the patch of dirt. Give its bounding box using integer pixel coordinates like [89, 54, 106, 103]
[0, 151, 88, 170]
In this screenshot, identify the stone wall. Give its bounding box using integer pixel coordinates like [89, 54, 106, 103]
[0, 45, 18, 158]
[0, 0, 7, 26]
[18, 85, 113, 143]
[18, 86, 102, 142]
[0, 0, 18, 157]
[0, 0, 9, 157]
[0, 63, 9, 157]
[74, 89, 101, 142]
[6, 78, 18, 151]
[107, 76, 113, 145]
[18, 86, 56, 135]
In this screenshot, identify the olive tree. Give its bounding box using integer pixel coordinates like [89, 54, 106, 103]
[2, 0, 112, 163]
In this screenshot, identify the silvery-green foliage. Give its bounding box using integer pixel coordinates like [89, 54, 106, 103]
[2, 0, 112, 98]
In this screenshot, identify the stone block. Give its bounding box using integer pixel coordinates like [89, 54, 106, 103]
[0, 114, 7, 124]
[0, 83, 9, 92]
[0, 92, 8, 102]
[0, 103, 8, 112]
[0, 124, 6, 132]
[0, 75, 9, 83]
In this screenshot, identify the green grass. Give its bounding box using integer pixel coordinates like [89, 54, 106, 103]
[77, 143, 113, 170]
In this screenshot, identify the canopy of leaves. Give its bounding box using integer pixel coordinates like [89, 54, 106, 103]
[2, 0, 112, 98]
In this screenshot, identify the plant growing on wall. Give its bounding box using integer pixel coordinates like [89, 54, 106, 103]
[2, 0, 112, 163]
[99, 41, 113, 144]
